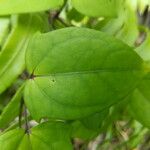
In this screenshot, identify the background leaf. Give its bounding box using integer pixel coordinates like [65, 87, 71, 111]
[71, 0, 123, 17]
[0, 13, 49, 94]
[0, 17, 10, 48]
[0, 129, 25, 150]
[0, 84, 24, 129]
[71, 110, 109, 141]
[129, 29, 150, 128]
[0, 0, 63, 15]
[129, 85, 150, 129]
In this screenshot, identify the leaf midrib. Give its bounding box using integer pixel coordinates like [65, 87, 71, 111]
[33, 68, 142, 78]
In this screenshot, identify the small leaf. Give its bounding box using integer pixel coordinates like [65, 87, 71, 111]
[115, 2, 139, 46]
[129, 30, 150, 129]
[71, 110, 108, 140]
[25, 27, 144, 120]
[0, 0, 64, 15]
[80, 110, 108, 130]
[0, 84, 24, 129]
[130, 90, 150, 129]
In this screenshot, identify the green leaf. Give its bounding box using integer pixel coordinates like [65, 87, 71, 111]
[80, 110, 108, 130]
[71, 0, 123, 17]
[0, 13, 49, 94]
[29, 122, 72, 150]
[129, 73, 150, 129]
[135, 30, 150, 61]
[71, 110, 108, 140]
[0, 129, 25, 150]
[0, 0, 63, 15]
[0, 122, 72, 150]
[99, 1, 138, 46]
[115, 2, 139, 46]
[67, 8, 84, 22]
[71, 121, 98, 141]
[129, 87, 150, 128]
[0, 17, 10, 48]
[24, 27, 144, 121]
[129, 30, 150, 129]
[0, 84, 24, 129]
[138, 0, 150, 12]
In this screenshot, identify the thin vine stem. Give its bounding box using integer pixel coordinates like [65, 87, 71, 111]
[19, 98, 24, 128]
[49, 0, 68, 29]
[24, 106, 30, 134]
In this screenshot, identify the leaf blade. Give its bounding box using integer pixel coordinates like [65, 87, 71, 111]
[71, 0, 122, 17]
[0, 0, 64, 15]
[25, 27, 145, 120]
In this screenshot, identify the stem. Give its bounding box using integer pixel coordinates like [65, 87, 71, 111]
[49, 0, 68, 29]
[19, 98, 24, 128]
[19, 98, 30, 134]
[24, 106, 30, 134]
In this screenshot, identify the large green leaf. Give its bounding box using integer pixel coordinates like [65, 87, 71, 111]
[71, 0, 123, 17]
[0, 0, 63, 15]
[0, 84, 24, 129]
[0, 122, 72, 150]
[24, 27, 144, 121]
[0, 13, 49, 94]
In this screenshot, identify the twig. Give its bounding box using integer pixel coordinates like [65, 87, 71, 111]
[49, 0, 68, 29]
[19, 98, 24, 128]
[24, 106, 30, 134]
